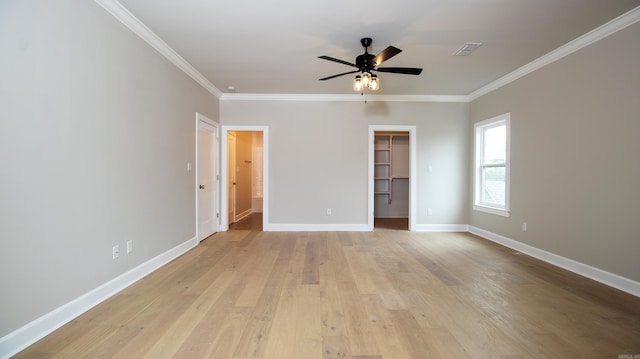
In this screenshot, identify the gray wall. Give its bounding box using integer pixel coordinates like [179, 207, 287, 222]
[221, 100, 469, 226]
[469, 22, 640, 282]
[0, 0, 219, 336]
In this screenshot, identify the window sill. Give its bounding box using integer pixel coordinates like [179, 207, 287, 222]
[473, 205, 510, 217]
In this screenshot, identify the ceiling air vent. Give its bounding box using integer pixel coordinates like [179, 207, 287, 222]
[453, 42, 482, 56]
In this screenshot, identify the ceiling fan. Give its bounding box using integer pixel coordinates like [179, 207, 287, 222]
[318, 37, 423, 91]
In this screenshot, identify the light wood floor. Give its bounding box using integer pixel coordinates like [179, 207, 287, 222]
[16, 218, 640, 358]
[374, 217, 409, 231]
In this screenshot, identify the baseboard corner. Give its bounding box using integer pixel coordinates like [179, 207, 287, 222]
[467, 226, 640, 298]
[0, 236, 198, 358]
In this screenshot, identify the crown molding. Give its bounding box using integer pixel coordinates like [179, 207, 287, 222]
[95, 0, 463, 103]
[469, 5, 640, 101]
[220, 93, 469, 102]
[94, 0, 223, 98]
[96, 1, 638, 104]
[93, 0, 461, 104]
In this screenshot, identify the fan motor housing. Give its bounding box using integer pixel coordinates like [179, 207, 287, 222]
[356, 53, 375, 71]
[360, 37, 373, 48]
[317, 37, 422, 81]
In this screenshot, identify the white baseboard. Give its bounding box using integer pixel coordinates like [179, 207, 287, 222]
[263, 223, 371, 231]
[468, 226, 640, 297]
[0, 236, 198, 359]
[235, 208, 252, 222]
[414, 224, 469, 232]
[3, 224, 638, 358]
[264, 223, 468, 232]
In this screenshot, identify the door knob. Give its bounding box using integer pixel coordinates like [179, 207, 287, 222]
[199, 185, 205, 189]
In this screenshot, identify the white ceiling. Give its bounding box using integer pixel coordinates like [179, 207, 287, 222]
[115, 0, 640, 96]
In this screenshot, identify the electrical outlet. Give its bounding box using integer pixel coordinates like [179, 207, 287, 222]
[428, 208, 433, 216]
[522, 222, 527, 231]
[112, 245, 119, 259]
[326, 208, 332, 216]
[126, 240, 133, 254]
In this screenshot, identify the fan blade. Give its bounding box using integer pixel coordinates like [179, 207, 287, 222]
[319, 70, 359, 81]
[371, 46, 402, 67]
[318, 56, 358, 68]
[376, 67, 423, 75]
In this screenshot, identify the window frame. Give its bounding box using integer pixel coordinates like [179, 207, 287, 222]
[473, 113, 511, 217]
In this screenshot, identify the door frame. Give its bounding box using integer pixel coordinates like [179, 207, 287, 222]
[220, 125, 269, 231]
[195, 112, 220, 241]
[368, 125, 416, 231]
[227, 131, 236, 224]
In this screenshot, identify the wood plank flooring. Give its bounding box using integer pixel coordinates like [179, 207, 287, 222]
[15, 217, 640, 358]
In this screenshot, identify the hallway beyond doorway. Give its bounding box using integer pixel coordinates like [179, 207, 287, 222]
[229, 213, 263, 231]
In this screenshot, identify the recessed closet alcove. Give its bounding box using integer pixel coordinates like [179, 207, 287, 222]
[374, 131, 409, 229]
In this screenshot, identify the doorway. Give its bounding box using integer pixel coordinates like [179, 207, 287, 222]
[221, 126, 268, 231]
[368, 125, 416, 231]
[227, 131, 236, 224]
[196, 113, 219, 241]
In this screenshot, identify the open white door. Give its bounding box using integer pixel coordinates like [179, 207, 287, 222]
[197, 116, 219, 240]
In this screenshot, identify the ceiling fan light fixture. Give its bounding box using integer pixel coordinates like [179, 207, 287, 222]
[361, 72, 372, 87]
[370, 74, 379, 91]
[320, 37, 421, 92]
[353, 72, 379, 92]
[353, 75, 363, 91]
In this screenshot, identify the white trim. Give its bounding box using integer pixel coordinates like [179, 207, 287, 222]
[263, 223, 469, 233]
[468, 226, 640, 297]
[2, 224, 638, 358]
[93, 0, 222, 98]
[472, 205, 510, 217]
[220, 93, 469, 103]
[95, 0, 639, 103]
[220, 126, 269, 231]
[414, 224, 469, 232]
[235, 208, 252, 223]
[469, 6, 640, 101]
[263, 223, 371, 232]
[0, 236, 198, 359]
[473, 113, 510, 216]
[368, 126, 417, 232]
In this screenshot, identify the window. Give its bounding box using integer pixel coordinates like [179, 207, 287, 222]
[474, 113, 510, 217]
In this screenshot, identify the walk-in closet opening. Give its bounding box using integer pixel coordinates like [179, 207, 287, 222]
[374, 131, 410, 230]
